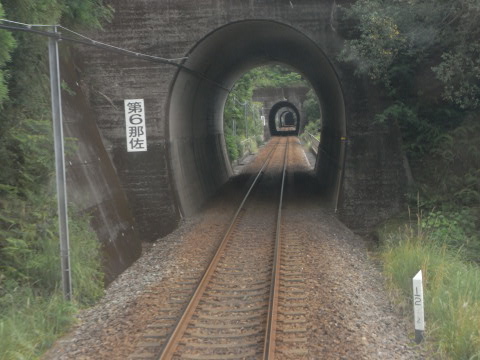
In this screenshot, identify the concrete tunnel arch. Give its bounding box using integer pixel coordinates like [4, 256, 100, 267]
[269, 101, 300, 136]
[167, 20, 346, 216]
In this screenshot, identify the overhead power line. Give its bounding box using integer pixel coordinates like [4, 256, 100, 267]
[0, 19, 231, 92]
[0, 19, 231, 300]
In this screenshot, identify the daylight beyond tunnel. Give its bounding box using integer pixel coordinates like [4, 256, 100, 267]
[168, 20, 346, 216]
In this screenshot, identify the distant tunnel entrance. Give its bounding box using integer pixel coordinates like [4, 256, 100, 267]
[168, 20, 346, 216]
[269, 101, 300, 136]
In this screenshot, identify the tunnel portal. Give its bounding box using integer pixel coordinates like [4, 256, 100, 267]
[268, 101, 300, 136]
[72, 0, 408, 280]
[168, 20, 346, 216]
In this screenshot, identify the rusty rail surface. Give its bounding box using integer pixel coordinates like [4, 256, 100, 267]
[263, 136, 289, 359]
[156, 137, 288, 360]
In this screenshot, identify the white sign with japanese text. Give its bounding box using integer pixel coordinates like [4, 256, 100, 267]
[124, 99, 147, 152]
[413, 270, 425, 331]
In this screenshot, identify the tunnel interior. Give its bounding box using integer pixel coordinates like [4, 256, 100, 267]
[269, 101, 300, 136]
[168, 20, 346, 216]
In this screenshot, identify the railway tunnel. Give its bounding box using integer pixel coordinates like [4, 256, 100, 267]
[269, 101, 301, 136]
[169, 20, 345, 216]
[68, 0, 408, 280]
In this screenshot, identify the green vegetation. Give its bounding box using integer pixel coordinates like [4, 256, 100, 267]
[247, 64, 306, 89]
[0, 4, 14, 105]
[301, 89, 321, 139]
[338, 1, 480, 358]
[380, 213, 480, 359]
[0, 290, 76, 359]
[223, 70, 264, 162]
[223, 64, 319, 161]
[0, 1, 112, 359]
[0, 204, 102, 360]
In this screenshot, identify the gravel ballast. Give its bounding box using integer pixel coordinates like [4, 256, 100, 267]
[44, 139, 425, 359]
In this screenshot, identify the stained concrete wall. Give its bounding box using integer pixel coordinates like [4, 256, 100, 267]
[267, 101, 301, 136]
[61, 54, 141, 283]
[69, 0, 407, 255]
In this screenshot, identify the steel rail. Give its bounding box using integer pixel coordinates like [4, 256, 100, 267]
[263, 136, 289, 359]
[157, 138, 282, 360]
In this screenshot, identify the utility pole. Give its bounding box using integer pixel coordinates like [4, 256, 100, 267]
[0, 18, 203, 301]
[48, 25, 72, 300]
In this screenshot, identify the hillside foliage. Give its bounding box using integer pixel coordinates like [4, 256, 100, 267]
[338, 0, 480, 212]
[223, 64, 318, 161]
[0, 1, 112, 358]
[338, 1, 480, 357]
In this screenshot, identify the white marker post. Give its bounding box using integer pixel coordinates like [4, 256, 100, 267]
[413, 270, 425, 343]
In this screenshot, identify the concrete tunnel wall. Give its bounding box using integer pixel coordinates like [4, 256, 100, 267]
[252, 87, 310, 138]
[60, 55, 141, 283]
[169, 20, 346, 216]
[72, 0, 408, 280]
[268, 101, 301, 136]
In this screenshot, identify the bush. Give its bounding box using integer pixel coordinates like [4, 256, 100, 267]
[421, 209, 480, 263]
[0, 289, 76, 360]
[225, 133, 239, 161]
[0, 2, 112, 358]
[0, 192, 104, 301]
[255, 134, 264, 147]
[304, 119, 321, 136]
[0, 192, 104, 359]
[246, 137, 258, 154]
[0, 3, 16, 106]
[380, 216, 480, 359]
[236, 136, 244, 158]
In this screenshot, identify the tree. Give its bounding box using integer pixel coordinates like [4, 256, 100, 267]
[337, 0, 480, 209]
[223, 65, 308, 161]
[0, 3, 15, 106]
[303, 89, 321, 134]
[338, 0, 480, 108]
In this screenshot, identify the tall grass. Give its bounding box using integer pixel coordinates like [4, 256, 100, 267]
[381, 215, 480, 359]
[0, 289, 76, 360]
[0, 2, 112, 359]
[0, 195, 104, 360]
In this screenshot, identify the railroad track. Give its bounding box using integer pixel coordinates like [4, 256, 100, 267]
[130, 136, 308, 360]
